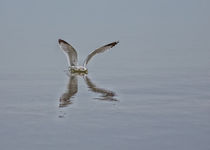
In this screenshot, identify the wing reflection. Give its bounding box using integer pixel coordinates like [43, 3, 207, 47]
[59, 73, 118, 107]
[84, 76, 118, 101]
[59, 74, 78, 107]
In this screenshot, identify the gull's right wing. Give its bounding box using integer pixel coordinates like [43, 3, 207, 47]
[58, 39, 78, 66]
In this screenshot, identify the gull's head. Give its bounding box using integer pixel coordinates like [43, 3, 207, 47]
[70, 66, 88, 74]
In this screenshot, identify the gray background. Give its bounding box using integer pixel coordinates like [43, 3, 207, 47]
[0, 0, 210, 150]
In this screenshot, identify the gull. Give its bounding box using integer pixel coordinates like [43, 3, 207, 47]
[58, 39, 119, 73]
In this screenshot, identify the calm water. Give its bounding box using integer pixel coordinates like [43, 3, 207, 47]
[0, 59, 210, 150]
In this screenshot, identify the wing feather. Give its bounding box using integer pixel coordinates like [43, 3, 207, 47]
[83, 41, 119, 67]
[58, 39, 78, 66]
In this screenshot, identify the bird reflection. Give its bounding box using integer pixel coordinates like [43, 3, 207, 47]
[84, 76, 118, 101]
[59, 74, 78, 107]
[59, 73, 118, 107]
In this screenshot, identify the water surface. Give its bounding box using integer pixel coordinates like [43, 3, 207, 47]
[0, 63, 210, 150]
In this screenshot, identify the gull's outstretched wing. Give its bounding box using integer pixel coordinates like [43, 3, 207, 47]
[58, 39, 78, 66]
[83, 41, 119, 67]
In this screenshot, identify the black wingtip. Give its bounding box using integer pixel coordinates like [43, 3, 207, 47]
[106, 41, 119, 48]
[58, 39, 70, 45]
[113, 41, 119, 45]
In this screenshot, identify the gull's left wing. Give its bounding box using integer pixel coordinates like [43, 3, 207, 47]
[83, 41, 119, 67]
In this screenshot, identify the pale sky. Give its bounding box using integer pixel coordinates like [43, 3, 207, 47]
[0, 0, 210, 70]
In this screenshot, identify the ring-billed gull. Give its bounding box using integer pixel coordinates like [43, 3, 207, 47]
[58, 39, 119, 73]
